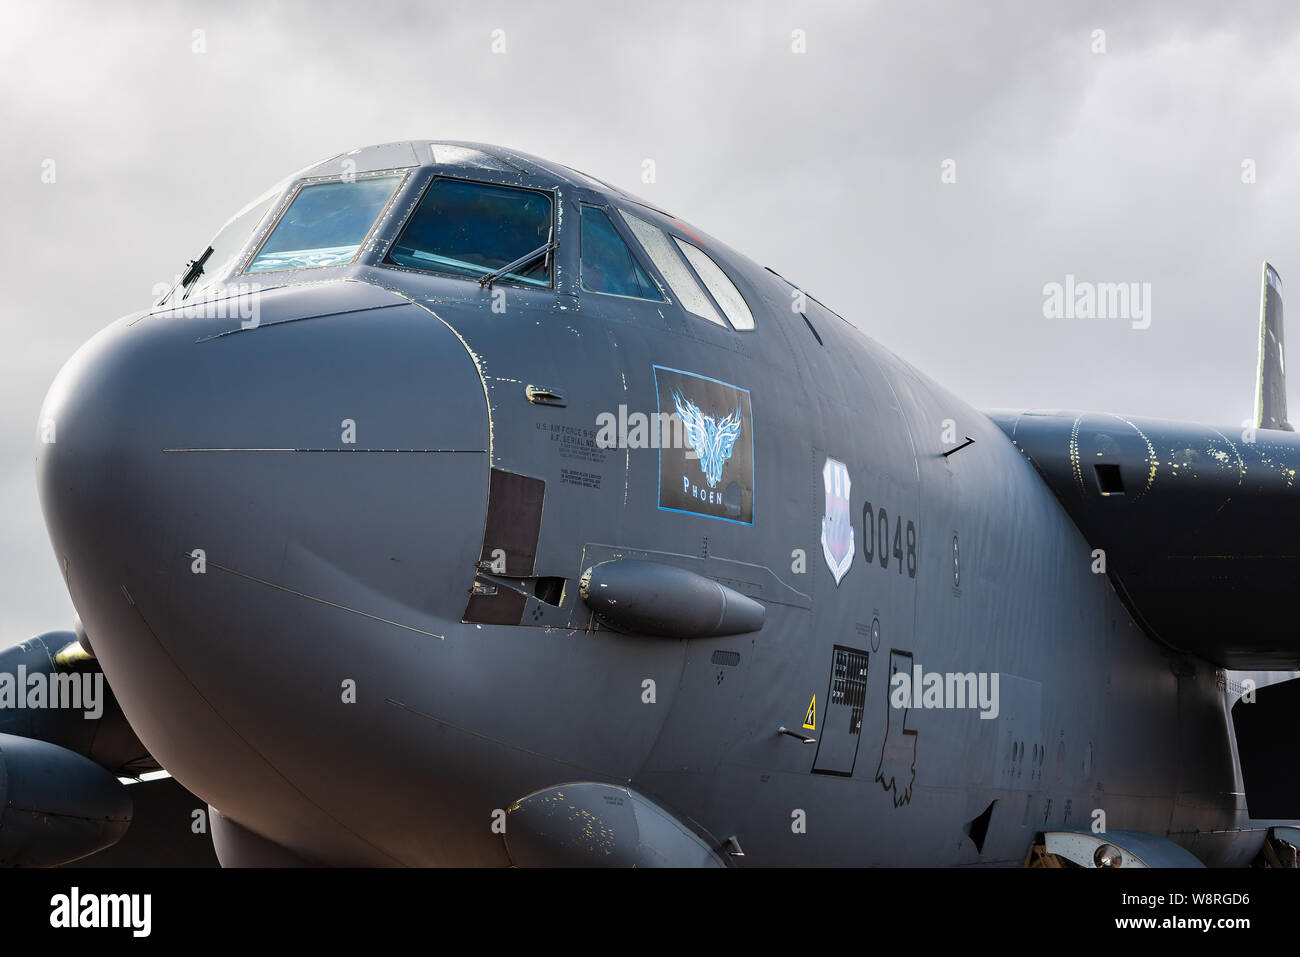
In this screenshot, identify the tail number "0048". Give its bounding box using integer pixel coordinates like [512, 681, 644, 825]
[861, 502, 916, 579]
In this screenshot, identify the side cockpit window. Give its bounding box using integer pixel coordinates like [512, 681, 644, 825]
[673, 237, 754, 330]
[618, 209, 754, 331]
[580, 205, 663, 300]
[247, 174, 404, 272]
[386, 177, 553, 286]
[618, 210, 725, 326]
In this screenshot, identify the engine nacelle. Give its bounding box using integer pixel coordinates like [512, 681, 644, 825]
[0, 733, 132, 866]
[0, 632, 155, 775]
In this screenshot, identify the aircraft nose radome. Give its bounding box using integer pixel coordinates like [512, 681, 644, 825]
[36, 288, 491, 864]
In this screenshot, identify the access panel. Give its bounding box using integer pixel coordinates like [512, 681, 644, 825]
[812, 645, 869, 776]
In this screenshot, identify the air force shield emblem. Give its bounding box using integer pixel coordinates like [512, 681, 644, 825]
[821, 457, 855, 585]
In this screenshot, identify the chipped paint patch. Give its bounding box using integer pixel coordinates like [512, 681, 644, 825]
[1068, 415, 1085, 496]
[1111, 415, 1158, 500]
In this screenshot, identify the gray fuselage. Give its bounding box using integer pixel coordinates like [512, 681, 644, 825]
[35, 142, 1268, 866]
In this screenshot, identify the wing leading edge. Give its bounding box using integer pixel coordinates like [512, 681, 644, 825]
[992, 408, 1300, 668]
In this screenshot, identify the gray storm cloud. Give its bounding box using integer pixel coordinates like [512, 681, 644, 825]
[2, 0, 1297, 637]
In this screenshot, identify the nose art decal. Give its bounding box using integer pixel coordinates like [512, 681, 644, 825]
[673, 392, 741, 488]
[653, 366, 754, 524]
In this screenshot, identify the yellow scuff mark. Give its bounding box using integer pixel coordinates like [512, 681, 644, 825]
[53, 642, 92, 668]
[1207, 428, 1247, 490]
[1068, 415, 1085, 496]
[1111, 414, 1158, 500]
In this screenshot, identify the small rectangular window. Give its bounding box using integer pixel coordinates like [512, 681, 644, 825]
[1094, 463, 1125, 495]
[619, 210, 724, 326]
[387, 177, 553, 286]
[247, 174, 403, 273]
[673, 237, 754, 330]
[581, 206, 662, 301]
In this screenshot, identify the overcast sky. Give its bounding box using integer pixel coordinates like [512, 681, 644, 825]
[2, 0, 1298, 638]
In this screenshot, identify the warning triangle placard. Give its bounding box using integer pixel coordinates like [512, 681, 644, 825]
[803, 694, 817, 730]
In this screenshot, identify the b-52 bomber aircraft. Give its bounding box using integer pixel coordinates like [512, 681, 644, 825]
[4, 141, 1300, 868]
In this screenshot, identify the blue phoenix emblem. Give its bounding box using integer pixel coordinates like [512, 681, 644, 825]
[674, 391, 742, 488]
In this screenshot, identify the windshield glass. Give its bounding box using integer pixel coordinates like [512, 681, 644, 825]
[619, 209, 724, 326]
[247, 174, 404, 273]
[386, 177, 552, 286]
[157, 189, 278, 307]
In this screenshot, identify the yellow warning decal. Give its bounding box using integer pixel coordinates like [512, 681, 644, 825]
[803, 694, 817, 730]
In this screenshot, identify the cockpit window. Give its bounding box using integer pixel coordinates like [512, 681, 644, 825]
[618, 210, 724, 326]
[159, 190, 276, 307]
[673, 237, 754, 330]
[195, 195, 276, 292]
[247, 174, 404, 273]
[580, 205, 663, 300]
[386, 177, 553, 286]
